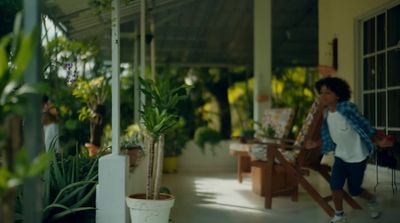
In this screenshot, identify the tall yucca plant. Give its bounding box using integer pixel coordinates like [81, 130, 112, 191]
[139, 76, 189, 199]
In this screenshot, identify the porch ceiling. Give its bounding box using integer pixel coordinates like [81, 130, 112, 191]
[43, 0, 318, 68]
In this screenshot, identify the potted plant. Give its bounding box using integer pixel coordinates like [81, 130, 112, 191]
[120, 124, 144, 172]
[72, 76, 109, 156]
[125, 76, 189, 223]
[194, 126, 222, 155]
[240, 121, 256, 141]
[254, 121, 277, 141]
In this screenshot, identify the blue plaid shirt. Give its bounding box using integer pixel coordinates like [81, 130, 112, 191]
[320, 101, 376, 155]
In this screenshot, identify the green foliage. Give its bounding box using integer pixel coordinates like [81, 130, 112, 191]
[150, 68, 193, 157]
[119, 70, 136, 130]
[72, 76, 109, 122]
[240, 129, 256, 139]
[41, 152, 98, 222]
[139, 75, 189, 199]
[0, 150, 50, 198]
[0, 14, 41, 116]
[0, 0, 22, 37]
[159, 186, 171, 195]
[43, 37, 99, 82]
[140, 76, 189, 115]
[141, 106, 178, 139]
[88, 0, 134, 15]
[88, 0, 112, 15]
[229, 79, 254, 136]
[254, 122, 276, 139]
[164, 118, 190, 157]
[271, 68, 318, 137]
[140, 76, 189, 137]
[191, 67, 250, 138]
[42, 36, 102, 152]
[0, 12, 51, 223]
[0, 11, 49, 193]
[120, 124, 144, 151]
[194, 126, 222, 152]
[72, 76, 110, 146]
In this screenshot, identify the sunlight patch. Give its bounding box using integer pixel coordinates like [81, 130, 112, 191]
[193, 177, 265, 213]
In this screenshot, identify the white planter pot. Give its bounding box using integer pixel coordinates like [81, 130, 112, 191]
[126, 193, 175, 223]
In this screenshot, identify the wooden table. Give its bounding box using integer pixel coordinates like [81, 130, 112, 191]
[229, 142, 252, 183]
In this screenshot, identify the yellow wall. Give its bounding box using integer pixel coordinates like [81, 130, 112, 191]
[319, 0, 395, 98]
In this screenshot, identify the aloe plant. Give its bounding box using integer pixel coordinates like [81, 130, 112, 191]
[41, 152, 98, 222]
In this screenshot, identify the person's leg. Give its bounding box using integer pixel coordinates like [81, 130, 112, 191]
[347, 158, 380, 219]
[330, 157, 347, 222]
[332, 190, 344, 211]
[358, 188, 375, 200]
[346, 158, 367, 197]
[359, 188, 380, 218]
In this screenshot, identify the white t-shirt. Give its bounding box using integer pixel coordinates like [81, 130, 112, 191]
[327, 111, 368, 163]
[44, 123, 60, 153]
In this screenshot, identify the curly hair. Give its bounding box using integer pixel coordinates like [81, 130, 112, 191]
[315, 77, 351, 102]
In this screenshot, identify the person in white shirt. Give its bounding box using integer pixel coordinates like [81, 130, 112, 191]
[42, 95, 60, 153]
[305, 77, 394, 223]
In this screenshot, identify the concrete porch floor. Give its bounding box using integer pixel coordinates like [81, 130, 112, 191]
[163, 166, 400, 223]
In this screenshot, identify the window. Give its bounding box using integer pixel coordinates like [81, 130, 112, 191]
[361, 3, 400, 138]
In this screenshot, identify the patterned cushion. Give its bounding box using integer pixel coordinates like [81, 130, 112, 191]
[294, 100, 321, 147]
[250, 108, 295, 161]
[249, 143, 299, 164]
[250, 102, 323, 164]
[263, 108, 295, 139]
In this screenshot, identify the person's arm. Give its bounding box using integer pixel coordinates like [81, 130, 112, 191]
[47, 106, 59, 117]
[375, 137, 394, 148]
[372, 130, 395, 148]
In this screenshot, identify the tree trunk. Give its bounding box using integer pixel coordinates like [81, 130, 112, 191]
[90, 104, 106, 147]
[0, 189, 17, 223]
[207, 79, 232, 139]
[153, 134, 165, 199]
[145, 135, 155, 200]
[0, 115, 23, 223]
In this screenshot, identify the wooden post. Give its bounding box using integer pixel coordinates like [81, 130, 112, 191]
[0, 115, 23, 223]
[3, 115, 23, 171]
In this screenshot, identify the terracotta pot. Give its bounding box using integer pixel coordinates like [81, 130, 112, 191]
[125, 148, 141, 172]
[85, 143, 99, 157]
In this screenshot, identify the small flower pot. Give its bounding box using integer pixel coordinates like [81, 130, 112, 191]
[163, 156, 178, 173]
[124, 148, 141, 172]
[85, 143, 99, 157]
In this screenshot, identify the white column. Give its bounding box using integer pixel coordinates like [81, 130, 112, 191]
[133, 23, 140, 124]
[111, 0, 121, 157]
[253, 0, 272, 123]
[96, 0, 128, 222]
[140, 0, 146, 105]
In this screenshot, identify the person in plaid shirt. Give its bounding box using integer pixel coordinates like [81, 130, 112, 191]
[305, 77, 393, 223]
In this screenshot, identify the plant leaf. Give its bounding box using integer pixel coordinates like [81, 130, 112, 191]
[13, 27, 39, 79]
